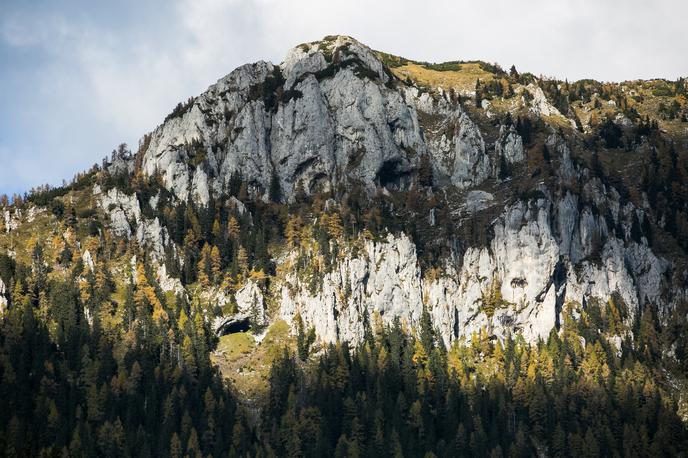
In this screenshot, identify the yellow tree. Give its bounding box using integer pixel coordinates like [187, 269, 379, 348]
[197, 244, 211, 287]
[50, 235, 65, 263]
[185, 206, 201, 236]
[178, 308, 189, 332]
[412, 339, 430, 385]
[134, 262, 167, 322]
[325, 212, 344, 240]
[94, 260, 109, 293]
[211, 218, 222, 241]
[299, 225, 315, 251]
[210, 245, 222, 284]
[237, 246, 249, 278]
[181, 335, 197, 376]
[227, 217, 241, 240]
[183, 229, 198, 248]
[285, 215, 302, 248]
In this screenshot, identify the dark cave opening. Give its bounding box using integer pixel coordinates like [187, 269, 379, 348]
[376, 158, 412, 188]
[218, 317, 251, 336]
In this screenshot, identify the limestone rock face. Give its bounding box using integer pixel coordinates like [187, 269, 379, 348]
[94, 185, 169, 259]
[0, 277, 7, 315]
[140, 36, 498, 202]
[82, 250, 95, 273]
[527, 84, 562, 118]
[496, 125, 525, 167]
[278, 233, 424, 343]
[3, 209, 20, 233]
[273, 189, 670, 346]
[463, 190, 494, 214]
[235, 281, 266, 326]
[135, 218, 170, 259]
[211, 280, 267, 334]
[157, 263, 185, 297]
[403, 87, 490, 189]
[94, 185, 141, 237]
[448, 111, 490, 189]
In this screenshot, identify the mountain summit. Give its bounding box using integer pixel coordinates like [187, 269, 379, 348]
[141, 35, 420, 203]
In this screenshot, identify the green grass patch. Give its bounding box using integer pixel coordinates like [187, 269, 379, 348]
[217, 332, 256, 359]
[212, 320, 294, 399]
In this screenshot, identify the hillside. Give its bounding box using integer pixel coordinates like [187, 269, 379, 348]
[1, 35, 688, 456]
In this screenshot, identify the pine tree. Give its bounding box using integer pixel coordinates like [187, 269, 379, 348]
[170, 432, 182, 458]
[187, 428, 201, 457]
[475, 79, 483, 108]
[285, 215, 302, 248]
[195, 247, 208, 288]
[237, 246, 249, 278]
[269, 172, 281, 203]
[295, 313, 316, 361]
[510, 64, 519, 78]
[211, 218, 222, 241]
[182, 335, 197, 376]
[210, 245, 222, 284]
[325, 212, 344, 240]
[638, 304, 660, 361]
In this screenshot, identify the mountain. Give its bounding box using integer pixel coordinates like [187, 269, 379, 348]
[95, 35, 684, 346]
[1, 35, 688, 456]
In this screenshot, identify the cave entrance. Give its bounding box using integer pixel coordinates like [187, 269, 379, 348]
[376, 159, 412, 188]
[218, 317, 251, 336]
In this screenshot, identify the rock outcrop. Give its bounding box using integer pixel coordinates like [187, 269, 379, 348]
[278, 233, 424, 343]
[94, 186, 140, 237]
[94, 185, 170, 259]
[140, 36, 506, 202]
[0, 277, 7, 315]
[157, 263, 185, 297]
[3, 209, 20, 233]
[495, 124, 525, 172]
[82, 250, 95, 273]
[527, 84, 563, 118]
[212, 280, 267, 335]
[274, 191, 669, 346]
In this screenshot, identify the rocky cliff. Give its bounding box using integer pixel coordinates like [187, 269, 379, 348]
[73, 36, 688, 346]
[0, 277, 7, 315]
[139, 36, 504, 203]
[275, 190, 669, 346]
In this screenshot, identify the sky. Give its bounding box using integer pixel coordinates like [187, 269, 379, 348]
[1, 0, 687, 196]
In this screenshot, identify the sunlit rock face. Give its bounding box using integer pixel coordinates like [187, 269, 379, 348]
[140, 36, 505, 203]
[0, 277, 7, 315]
[3, 209, 21, 233]
[94, 185, 170, 259]
[275, 192, 668, 346]
[277, 233, 425, 344]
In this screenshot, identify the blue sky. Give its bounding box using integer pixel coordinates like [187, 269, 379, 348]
[1, 0, 687, 196]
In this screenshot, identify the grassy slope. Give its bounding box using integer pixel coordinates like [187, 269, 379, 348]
[376, 50, 687, 144]
[211, 320, 294, 401]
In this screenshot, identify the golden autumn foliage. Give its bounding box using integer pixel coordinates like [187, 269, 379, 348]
[134, 262, 167, 322]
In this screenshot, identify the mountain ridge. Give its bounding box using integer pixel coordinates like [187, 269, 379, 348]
[1, 34, 688, 456]
[2, 35, 686, 351]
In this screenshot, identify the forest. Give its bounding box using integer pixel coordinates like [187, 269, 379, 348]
[1, 240, 688, 456]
